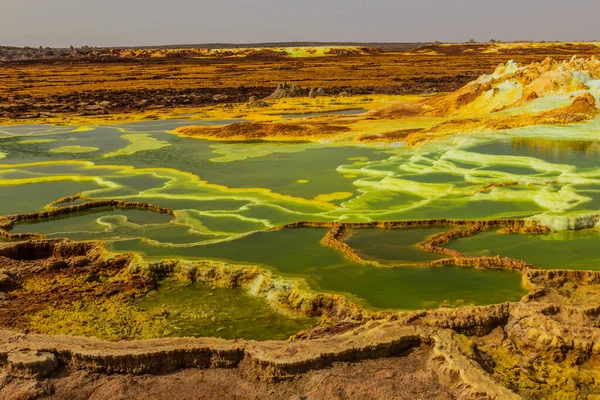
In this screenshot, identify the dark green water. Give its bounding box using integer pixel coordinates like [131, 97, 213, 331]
[110, 227, 527, 310]
[343, 228, 448, 264]
[316, 263, 526, 309]
[447, 229, 600, 270]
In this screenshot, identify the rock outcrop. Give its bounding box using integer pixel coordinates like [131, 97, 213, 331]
[364, 57, 600, 145]
[7, 350, 58, 378]
[308, 87, 326, 98]
[266, 82, 308, 99]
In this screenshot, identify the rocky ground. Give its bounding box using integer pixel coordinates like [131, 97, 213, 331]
[1, 348, 453, 400]
[1, 42, 599, 122]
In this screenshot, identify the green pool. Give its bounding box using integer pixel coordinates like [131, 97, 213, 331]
[2, 119, 600, 338]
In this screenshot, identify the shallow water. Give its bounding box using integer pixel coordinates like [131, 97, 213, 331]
[110, 227, 527, 310]
[447, 228, 600, 270]
[1, 123, 599, 226]
[136, 280, 316, 340]
[1, 120, 599, 314]
[343, 228, 448, 264]
[315, 263, 526, 310]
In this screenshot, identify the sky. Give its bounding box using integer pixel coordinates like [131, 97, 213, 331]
[1, 0, 600, 48]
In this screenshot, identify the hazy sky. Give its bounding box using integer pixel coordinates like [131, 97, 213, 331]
[1, 0, 600, 47]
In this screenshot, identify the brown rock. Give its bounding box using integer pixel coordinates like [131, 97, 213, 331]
[84, 104, 104, 111]
[248, 96, 268, 107]
[308, 87, 326, 98]
[212, 94, 229, 101]
[266, 82, 308, 99]
[0, 273, 19, 292]
[8, 350, 58, 378]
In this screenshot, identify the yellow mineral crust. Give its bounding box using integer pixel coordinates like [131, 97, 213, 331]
[173, 57, 600, 146]
[174, 121, 352, 141]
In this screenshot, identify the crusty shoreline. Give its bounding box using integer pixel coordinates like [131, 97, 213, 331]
[2, 197, 600, 398]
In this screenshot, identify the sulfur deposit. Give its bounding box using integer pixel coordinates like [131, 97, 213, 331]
[173, 57, 600, 146]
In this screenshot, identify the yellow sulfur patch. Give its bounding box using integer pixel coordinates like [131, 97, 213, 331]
[17, 139, 57, 145]
[347, 157, 369, 161]
[103, 133, 171, 158]
[49, 145, 99, 153]
[314, 192, 354, 202]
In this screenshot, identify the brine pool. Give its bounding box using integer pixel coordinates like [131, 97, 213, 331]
[2, 118, 600, 338]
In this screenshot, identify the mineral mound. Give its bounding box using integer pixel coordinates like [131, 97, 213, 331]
[266, 82, 309, 99]
[175, 121, 351, 141]
[370, 56, 600, 124]
[174, 57, 600, 145]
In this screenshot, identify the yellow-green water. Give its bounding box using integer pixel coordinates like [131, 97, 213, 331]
[136, 280, 316, 340]
[2, 118, 600, 337]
